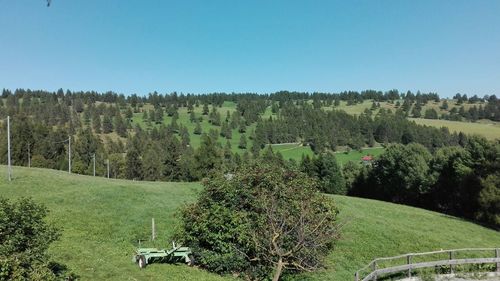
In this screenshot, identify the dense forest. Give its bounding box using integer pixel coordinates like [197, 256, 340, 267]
[0, 88, 499, 228]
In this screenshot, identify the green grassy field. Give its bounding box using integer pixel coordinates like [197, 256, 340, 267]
[269, 144, 385, 165]
[269, 143, 314, 160]
[334, 147, 385, 165]
[0, 166, 230, 281]
[91, 99, 499, 166]
[1, 166, 498, 281]
[325, 99, 500, 140]
[82, 98, 500, 152]
[331, 99, 485, 118]
[409, 118, 500, 140]
[130, 101, 257, 154]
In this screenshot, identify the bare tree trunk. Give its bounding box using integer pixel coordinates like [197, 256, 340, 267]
[272, 257, 284, 281]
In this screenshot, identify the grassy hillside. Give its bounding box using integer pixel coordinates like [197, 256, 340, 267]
[334, 147, 385, 165]
[1, 166, 499, 281]
[410, 118, 500, 140]
[331, 99, 485, 118]
[0, 166, 231, 281]
[130, 101, 255, 154]
[269, 143, 314, 160]
[328, 100, 500, 140]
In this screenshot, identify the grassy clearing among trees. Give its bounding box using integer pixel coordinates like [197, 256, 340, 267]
[409, 118, 500, 140]
[1, 166, 498, 281]
[334, 147, 385, 165]
[268, 143, 314, 160]
[130, 101, 256, 154]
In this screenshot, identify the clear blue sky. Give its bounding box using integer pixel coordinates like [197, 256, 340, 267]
[1, 0, 499, 97]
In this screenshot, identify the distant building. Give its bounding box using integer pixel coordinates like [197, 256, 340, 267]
[361, 155, 373, 164]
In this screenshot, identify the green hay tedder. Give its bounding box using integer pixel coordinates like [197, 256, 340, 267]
[132, 241, 194, 269]
[132, 219, 194, 268]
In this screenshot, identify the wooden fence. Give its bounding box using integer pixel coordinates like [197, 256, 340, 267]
[355, 248, 500, 281]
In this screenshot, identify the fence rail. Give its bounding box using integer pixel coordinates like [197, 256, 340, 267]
[355, 248, 500, 281]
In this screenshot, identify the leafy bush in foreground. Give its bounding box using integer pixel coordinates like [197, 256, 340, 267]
[0, 197, 73, 281]
[177, 164, 340, 280]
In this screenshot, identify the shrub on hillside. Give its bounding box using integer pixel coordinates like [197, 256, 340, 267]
[176, 163, 340, 280]
[0, 197, 74, 281]
[477, 174, 500, 227]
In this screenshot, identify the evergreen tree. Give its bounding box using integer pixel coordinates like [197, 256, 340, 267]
[314, 153, 346, 194]
[125, 107, 133, 120]
[477, 174, 500, 226]
[170, 115, 180, 132]
[166, 105, 178, 117]
[73, 99, 84, 113]
[115, 114, 127, 137]
[83, 108, 91, 125]
[155, 107, 164, 124]
[125, 147, 142, 180]
[178, 146, 200, 181]
[180, 126, 191, 146]
[142, 144, 163, 181]
[189, 111, 196, 123]
[224, 122, 232, 139]
[424, 108, 438, 119]
[202, 103, 209, 115]
[251, 121, 266, 155]
[411, 104, 422, 118]
[230, 111, 239, 129]
[213, 112, 222, 126]
[92, 111, 101, 134]
[102, 114, 113, 133]
[194, 134, 222, 177]
[161, 133, 182, 180]
[72, 128, 102, 175]
[148, 109, 156, 123]
[193, 120, 202, 135]
[238, 119, 246, 133]
[238, 133, 247, 149]
[187, 102, 194, 113]
[220, 122, 228, 138]
[440, 100, 449, 110]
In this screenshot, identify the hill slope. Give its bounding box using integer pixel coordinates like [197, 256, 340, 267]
[1, 166, 499, 281]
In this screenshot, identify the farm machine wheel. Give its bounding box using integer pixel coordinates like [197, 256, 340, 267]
[187, 254, 195, 266]
[138, 255, 147, 269]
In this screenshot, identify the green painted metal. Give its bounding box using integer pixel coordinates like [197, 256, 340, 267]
[132, 242, 194, 268]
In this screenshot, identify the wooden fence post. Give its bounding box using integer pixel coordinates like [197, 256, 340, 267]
[407, 254, 412, 278]
[152, 218, 156, 241]
[449, 251, 454, 274]
[496, 248, 499, 272]
[372, 261, 377, 281]
[354, 271, 359, 281]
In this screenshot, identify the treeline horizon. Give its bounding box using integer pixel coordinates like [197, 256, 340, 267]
[2, 87, 498, 99]
[0, 88, 498, 229]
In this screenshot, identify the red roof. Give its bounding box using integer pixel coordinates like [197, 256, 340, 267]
[362, 155, 373, 161]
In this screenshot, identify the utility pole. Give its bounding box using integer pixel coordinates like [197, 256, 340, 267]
[27, 142, 31, 168]
[7, 116, 12, 181]
[93, 153, 96, 176]
[68, 136, 71, 173]
[107, 159, 110, 178]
